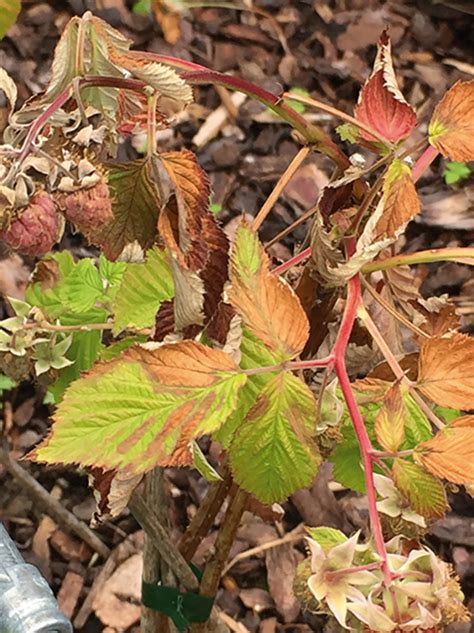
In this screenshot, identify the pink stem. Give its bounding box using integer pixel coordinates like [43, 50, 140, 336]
[412, 145, 439, 183]
[289, 356, 334, 370]
[271, 247, 311, 276]
[17, 87, 72, 164]
[333, 275, 392, 585]
[326, 561, 382, 580]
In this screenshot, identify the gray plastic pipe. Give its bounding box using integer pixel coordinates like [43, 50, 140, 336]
[0, 522, 72, 633]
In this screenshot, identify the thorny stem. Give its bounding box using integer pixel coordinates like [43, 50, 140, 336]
[17, 87, 73, 165]
[169, 67, 352, 170]
[283, 91, 393, 149]
[271, 246, 311, 276]
[333, 275, 393, 585]
[252, 146, 311, 231]
[362, 247, 474, 273]
[412, 145, 439, 183]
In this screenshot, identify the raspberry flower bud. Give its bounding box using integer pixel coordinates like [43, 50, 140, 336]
[0, 192, 61, 256]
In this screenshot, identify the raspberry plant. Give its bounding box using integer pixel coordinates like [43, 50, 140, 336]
[1, 13, 473, 632]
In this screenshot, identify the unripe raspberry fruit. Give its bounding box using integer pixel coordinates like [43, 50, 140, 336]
[63, 181, 113, 238]
[0, 192, 61, 257]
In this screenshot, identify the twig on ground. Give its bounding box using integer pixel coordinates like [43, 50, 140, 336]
[0, 444, 110, 559]
[222, 525, 305, 576]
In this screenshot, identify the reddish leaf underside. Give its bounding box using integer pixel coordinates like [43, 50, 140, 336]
[354, 31, 416, 144]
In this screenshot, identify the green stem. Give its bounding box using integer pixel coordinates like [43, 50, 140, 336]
[362, 247, 474, 274]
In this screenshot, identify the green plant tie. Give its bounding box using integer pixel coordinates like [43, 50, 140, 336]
[141, 580, 214, 632]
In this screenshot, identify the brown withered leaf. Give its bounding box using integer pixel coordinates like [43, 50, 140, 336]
[416, 296, 460, 337]
[227, 223, 309, 361]
[417, 333, 474, 409]
[98, 159, 162, 260]
[373, 160, 420, 241]
[157, 150, 230, 335]
[429, 80, 474, 162]
[354, 30, 417, 144]
[415, 416, 474, 485]
[375, 382, 405, 452]
[89, 468, 143, 525]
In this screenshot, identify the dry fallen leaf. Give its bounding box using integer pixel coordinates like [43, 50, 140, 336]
[57, 571, 84, 620]
[266, 543, 302, 622]
[93, 554, 143, 629]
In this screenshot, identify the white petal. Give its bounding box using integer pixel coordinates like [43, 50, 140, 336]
[326, 588, 349, 628]
[377, 498, 401, 518]
[398, 580, 435, 602]
[348, 598, 397, 631]
[307, 573, 327, 601]
[306, 537, 325, 572]
[346, 570, 379, 586]
[401, 508, 427, 528]
[373, 474, 397, 498]
[329, 531, 360, 569]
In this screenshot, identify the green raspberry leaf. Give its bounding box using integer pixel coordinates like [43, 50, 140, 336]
[229, 372, 320, 503]
[61, 259, 105, 313]
[112, 247, 175, 334]
[392, 459, 447, 520]
[30, 341, 246, 475]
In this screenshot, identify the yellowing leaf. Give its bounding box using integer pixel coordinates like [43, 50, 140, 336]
[98, 159, 161, 260]
[112, 247, 174, 334]
[29, 341, 246, 475]
[374, 383, 405, 452]
[0, 0, 20, 41]
[228, 223, 309, 361]
[392, 459, 447, 520]
[229, 372, 320, 503]
[429, 80, 474, 161]
[418, 333, 474, 409]
[415, 416, 474, 484]
[373, 160, 420, 241]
